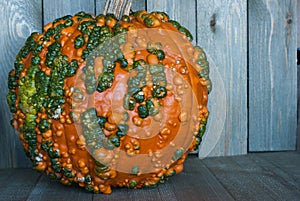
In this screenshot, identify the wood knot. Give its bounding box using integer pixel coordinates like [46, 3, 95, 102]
[286, 13, 292, 25]
[210, 14, 216, 32]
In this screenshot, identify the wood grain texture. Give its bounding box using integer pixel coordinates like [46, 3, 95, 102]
[147, 0, 197, 45]
[251, 152, 300, 189]
[0, 169, 41, 201]
[1, 152, 299, 200]
[249, 0, 297, 151]
[93, 185, 177, 201]
[196, 0, 248, 156]
[298, 0, 300, 48]
[202, 153, 300, 200]
[297, 0, 300, 151]
[0, 0, 42, 169]
[102, 0, 133, 19]
[96, 0, 146, 15]
[7, 156, 234, 201]
[170, 156, 234, 201]
[43, 0, 95, 25]
[27, 174, 93, 201]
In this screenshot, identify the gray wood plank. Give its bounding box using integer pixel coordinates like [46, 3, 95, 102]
[249, 0, 297, 151]
[43, 0, 95, 25]
[93, 171, 177, 200]
[27, 156, 231, 201]
[147, 0, 197, 45]
[203, 154, 300, 201]
[27, 174, 93, 201]
[96, 0, 146, 15]
[297, 0, 300, 152]
[196, 0, 248, 157]
[1, 153, 300, 200]
[93, 188, 131, 201]
[256, 151, 300, 188]
[130, 185, 175, 201]
[93, 185, 175, 201]
[0, 169, 41, 201]
[0, 0, 42, 169]
[296, 63, 300, 151]
[297, 0, 300, 48]
[238, 154, 300, 199]
[170, 156, 234, 201]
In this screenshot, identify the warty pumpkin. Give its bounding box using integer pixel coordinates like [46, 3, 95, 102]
[7, 10, 211, 194]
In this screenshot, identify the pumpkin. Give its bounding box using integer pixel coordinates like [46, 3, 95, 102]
[7, 10, 211, 194]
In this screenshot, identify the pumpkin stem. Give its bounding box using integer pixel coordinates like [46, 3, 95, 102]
[103, 0, 133, 19]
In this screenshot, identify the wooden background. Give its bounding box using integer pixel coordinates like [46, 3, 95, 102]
[297, 0, 300, 160]
[0, 0, 297, 168]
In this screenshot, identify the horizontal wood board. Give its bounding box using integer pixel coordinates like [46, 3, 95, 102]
[0, 152, 300, 201]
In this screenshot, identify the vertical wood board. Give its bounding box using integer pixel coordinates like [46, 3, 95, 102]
[297, 0, 300, 151]
[147, 0, 197, 45]
[197, 0, 248, 156]
[43, 0, 95, 25]
[248, 0, 297, 151]
[0, 0, 42, 168]
[96, 0, 146, 15]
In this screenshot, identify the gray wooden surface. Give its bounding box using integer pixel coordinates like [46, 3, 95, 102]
[0, 152, 300, 201]
[298, 0, 300, 48]
[297, 0, 300, 151]
[196, 0, 248, 156]
[43, 0, 95, 25]
[96, 0, 145, 15]
[0, 0, 298, 168]
[0, 0, 42, 168]
[248, 0, 297, 151]
[203, 152, 300, 201]
[147, 0, 197, 45]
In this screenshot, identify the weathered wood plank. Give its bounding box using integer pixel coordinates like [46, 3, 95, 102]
[27, 174, 93, 201]
[0, 169, 41, 201]
[298, 0, 300, 48]
[0, 0, 42, 169]
[297, 65, 300, 150]
[8, 156, 233, 201]
[43, 0, 95, 25]
[197, 0, 248, 156]
[130, 185, 176, 201]
[171, 156, 234, 201]
[256, 151, 300, 188]
[297, 0, 300, 151]
[93, 188, 131, 201]
[147, 0, 197, 45]
[93, 186, 175, 201]
[93, 174, 177, 200]
[96, 0, 146, 15]
[248, 0, 297, 151]
[203, 154, 300, 200]
[102, 0, 133, 19]
[1, 153, 300, 200]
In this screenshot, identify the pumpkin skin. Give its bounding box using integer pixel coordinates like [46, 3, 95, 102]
[7, 11, 211, 194]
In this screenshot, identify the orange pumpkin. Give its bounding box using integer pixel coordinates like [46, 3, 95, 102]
[7, 10, 211, 194]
